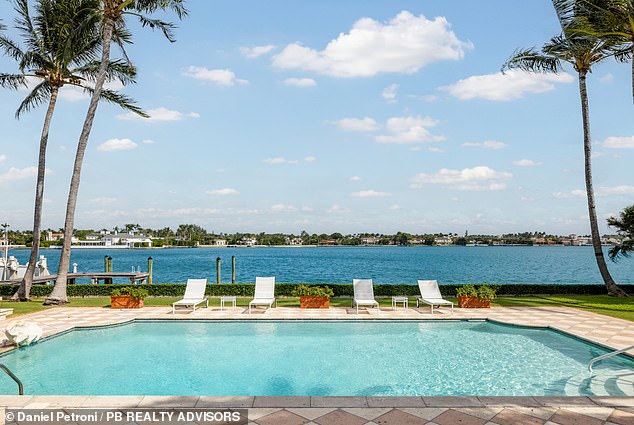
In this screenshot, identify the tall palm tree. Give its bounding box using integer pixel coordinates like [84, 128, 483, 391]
[0, 0, 146, 301]
[503, 0, 628, 296]
[574, 0, 634, 104]
[45, 0, 187, 305]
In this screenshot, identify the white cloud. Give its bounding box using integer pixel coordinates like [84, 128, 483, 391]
[410, 166, 512, 191]
[553, 190, 586, 199]
[388, 204, 402, 210]
[443, 70, 574, 101]
[89, 197, 117, 205]
[600, 73, 614, 83]
[601, 136, 634, 149]
[282, 78, 317, 87]
[326, 204, 350, 213]
[350, 176, 361, 181]
[263, 157, 299, 164]
[272, 11, 472, 77]
[382, 83, 399, 103]
[240, 45, 276, 58]
[462, 140, 506, 150]
[598, 185, 634, 196]
[333, 117, 379, 132]
[0, 154, 6, 163]
[304, 156, 317, 162]
[428, 147, 444, 153]
[375, 115, 444, 144]
[271, 204, 298, 212]
[350, 190, 390, 198]
[513, 159, 537, 167]
[142, 139, 156, 145]
[0, 167, 38, 184]
[97, 138, 138, 152]
[117, 107, 200, 122]
[206, 188, 239, 196]
[183, 66, 248, 86]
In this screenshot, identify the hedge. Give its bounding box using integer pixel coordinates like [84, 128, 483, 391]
[1, 283, 633, 298]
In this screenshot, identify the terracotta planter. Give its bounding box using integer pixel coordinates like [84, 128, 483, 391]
[110, 295, 144, 309]
[299, 296, 330, 309]
[458, 295, 491, 308]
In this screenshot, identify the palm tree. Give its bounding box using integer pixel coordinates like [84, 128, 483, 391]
[45, 0, 187, 305]
[607, 205, 634, 259]
[0, 0, 146, 301]
[503, 0, 628, 296]
[572, 0, 634, 104]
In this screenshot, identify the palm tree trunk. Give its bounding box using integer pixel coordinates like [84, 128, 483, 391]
[13, 87, 59, 302]
[44, 18, 115, 305]
[579, 72, 627, 297]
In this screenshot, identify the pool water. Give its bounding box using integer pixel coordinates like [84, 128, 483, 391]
[1, 320, 633, 396]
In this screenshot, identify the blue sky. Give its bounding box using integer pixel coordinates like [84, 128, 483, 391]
[1, 0, 633, 235]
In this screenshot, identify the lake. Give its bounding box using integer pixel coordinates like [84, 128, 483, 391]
[6, 245, 634, 285]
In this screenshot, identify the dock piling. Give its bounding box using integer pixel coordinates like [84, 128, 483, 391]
[231, 255, 236, 284]
[216, 257, 221, 284]
[147, 257, 153, 285]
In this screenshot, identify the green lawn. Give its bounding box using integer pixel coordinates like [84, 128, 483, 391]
[2, 295, 634, 321]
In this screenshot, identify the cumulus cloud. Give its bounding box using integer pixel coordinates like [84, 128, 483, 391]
[206, 188, 239, 196]
[183, 66, 248, 86]
[350, 190, 389, 198]
[598, 185, 634, 196]
[240, 44, 276, 58]
[0, 154, 6, 163]
[513, 159, 537, 167]
[428, 147, 444, 153]
[117, 107, 199, 122]
[0, 166, 38, 184]
[97, 138, 138, 152]
[326, 204, 351, 213]
[263, 157, 299, 165]
[350, 176, 361, 181]
[462, 140, 506, 150]
[142, 139, 156, 145]
[382, 83, 399, 103]
[601, 136, 634, 149]
[282, 78, 317, 87]
[375, 116, 444, 144]
[410, 166, 512, 191]
[333, 117, 379, 132]
[388, 204, 402, 210]
[304, 156, 317, 162]
[443, 70, 574, 101]
[553, 190, 586, 199]
[272, 11, 472, 77]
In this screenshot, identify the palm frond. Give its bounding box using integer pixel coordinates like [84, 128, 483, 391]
[0, 33, 26, 62]
[0, 73, 27, 90]
[129, 0, 189, 20]
[502, 48, 563, 73]
[73, 59, 137, 85]
[130, 14, 178, 42]
[81, 86, 148, 117]
[15, 80, 51, 118]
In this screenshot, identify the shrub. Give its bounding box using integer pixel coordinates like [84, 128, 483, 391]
[291, 284, 334, 298]
[456, 284, 477, 297]
[110, 286, 148, 300]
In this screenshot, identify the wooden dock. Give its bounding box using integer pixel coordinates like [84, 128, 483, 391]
[0, 272, 149, 285]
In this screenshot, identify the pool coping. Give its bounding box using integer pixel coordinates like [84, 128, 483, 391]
[1, 394, 634, 409]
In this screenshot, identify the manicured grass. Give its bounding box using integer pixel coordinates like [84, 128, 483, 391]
[2, 295, 634, 321]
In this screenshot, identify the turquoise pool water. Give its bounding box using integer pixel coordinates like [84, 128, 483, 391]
[1, 320, 633, 396]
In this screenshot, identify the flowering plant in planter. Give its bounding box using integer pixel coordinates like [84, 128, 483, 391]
[110, 287, 148, 309]
[456, 284, 497, 308]
[292, 284, 334, 308]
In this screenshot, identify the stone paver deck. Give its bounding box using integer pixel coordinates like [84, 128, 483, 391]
[1, 305, 634, 424]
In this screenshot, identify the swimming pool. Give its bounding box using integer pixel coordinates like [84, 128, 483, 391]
[1, 320, 633, 396]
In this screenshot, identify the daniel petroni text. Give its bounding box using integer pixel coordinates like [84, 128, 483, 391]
[5, 409, 248, 424]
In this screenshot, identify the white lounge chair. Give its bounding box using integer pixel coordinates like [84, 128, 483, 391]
[249, 276, 276, 314]
[172, 278, 209, 314]
[352, 278, 380, 314]
[417, 279, 453, 314]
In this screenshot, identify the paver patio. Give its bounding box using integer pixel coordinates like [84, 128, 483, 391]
[1, 304, 634, 424]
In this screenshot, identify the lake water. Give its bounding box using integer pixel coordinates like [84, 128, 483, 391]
[6, 246, 634, 284]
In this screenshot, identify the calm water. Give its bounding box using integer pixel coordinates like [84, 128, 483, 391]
[1, 320, 633, 396]
[7, 245, 634, 284]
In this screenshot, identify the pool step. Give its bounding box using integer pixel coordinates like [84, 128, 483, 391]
[0, 309, 13, 320]
[565, 370, 634, 396]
